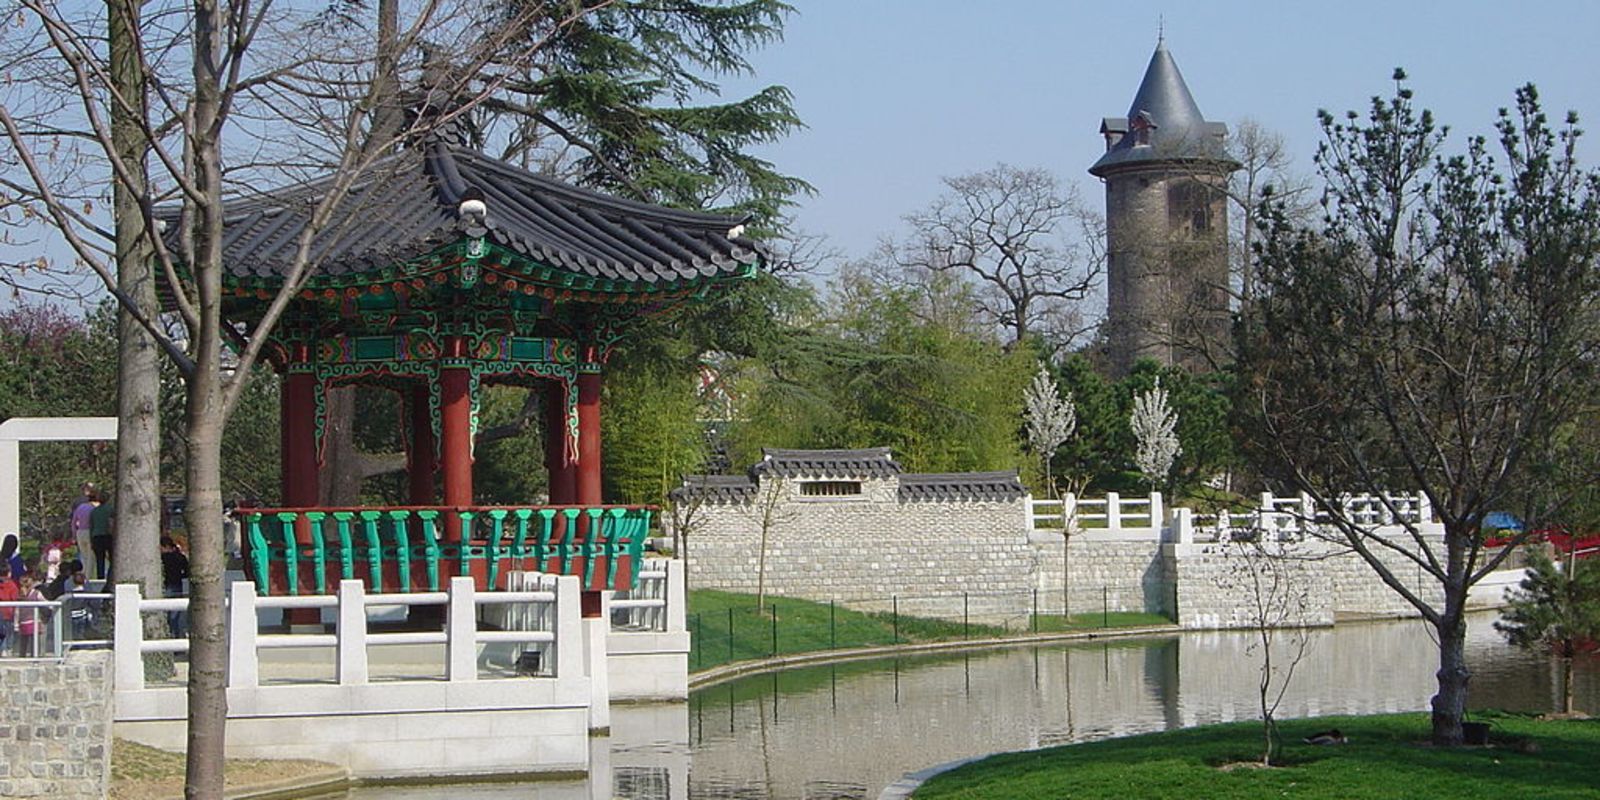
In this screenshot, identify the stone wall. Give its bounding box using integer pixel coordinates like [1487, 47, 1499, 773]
[1166, 542, 1336, 629]
[1, 650, 113, 800]
[1322, 537, 1444, 618]
[685, 478, 1036, 621]
[1030, 536, 1171, 617]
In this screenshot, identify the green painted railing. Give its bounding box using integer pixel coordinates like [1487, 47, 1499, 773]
[239, 505, 654, 596]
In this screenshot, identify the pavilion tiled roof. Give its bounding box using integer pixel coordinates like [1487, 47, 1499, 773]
[752, 448, 903, 479]
[158, 134, 763, 290]
[898, 472, 1026, 503]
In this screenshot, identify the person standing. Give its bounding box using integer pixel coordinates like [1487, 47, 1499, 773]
[70, 485, 99, 579]
[89, 492, 116, 581]
[0, 562, 18, 656]
[160, 537, 190, 637]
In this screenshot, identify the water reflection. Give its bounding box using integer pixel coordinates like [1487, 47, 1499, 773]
[339, 614, 1598, 799]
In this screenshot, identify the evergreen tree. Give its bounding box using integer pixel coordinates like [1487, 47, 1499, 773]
[1495, 550, 1600, 715]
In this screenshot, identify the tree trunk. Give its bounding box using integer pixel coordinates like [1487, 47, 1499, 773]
[108, 0, 168, 660]
[182, 384, 227, 798]
[185, 1, 229, 793]
[1429, 608, 1469, 746]
[1562, 656, 1575, 716]
[318, 386, 366, 504]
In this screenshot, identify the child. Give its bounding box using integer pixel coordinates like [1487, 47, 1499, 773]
[14, 574, 46, 657]
[0, 562, 17, 655]
[61, 560, 92, 639]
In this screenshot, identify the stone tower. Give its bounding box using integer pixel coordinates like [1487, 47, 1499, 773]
[1090, 40, 1237, 375]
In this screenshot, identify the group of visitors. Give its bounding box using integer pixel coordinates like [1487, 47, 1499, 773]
[0, 480, 191, 657]
[70, 482, 116, 580]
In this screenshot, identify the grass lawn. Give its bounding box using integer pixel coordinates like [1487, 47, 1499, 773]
[914, 712, 1600, 799]
[686, 590, 1172, 673]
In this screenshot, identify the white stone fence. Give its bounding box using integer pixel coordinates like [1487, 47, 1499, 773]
[1030, 490, 1437, 544]
[1028, 492, 1165, 539]
[113, 574, 581, 692]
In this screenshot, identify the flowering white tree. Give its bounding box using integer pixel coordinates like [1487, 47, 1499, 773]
[1023, 364, 1076, 497]
[1131, 378, 1181, 488]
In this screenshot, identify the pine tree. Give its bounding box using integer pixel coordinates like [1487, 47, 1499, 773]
[1495, 549, 1600, 715]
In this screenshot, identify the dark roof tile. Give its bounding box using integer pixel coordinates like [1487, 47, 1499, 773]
[670, 475, 757, 505]
[753, 448, 902, 479]
[898, 472, 1026, 503]
[159, 137, 763, 289]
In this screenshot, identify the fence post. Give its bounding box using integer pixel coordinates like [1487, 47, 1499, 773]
[1415, 491, 1433, 524]
[666, 559, 687, 634]
[447, 576, 477, 682]
[1025, 493, 1037, 531]
[228, 581, 259, 689]
[1105, 492, 1121, 530]
[113, 583, 144, 691]
[1172, 507, 1193, 545]
[337, 579, 368, 686]
[1063, 493, 1078, 531]
[554, 575, 583, 679]
[1148, 491, 1164, 533]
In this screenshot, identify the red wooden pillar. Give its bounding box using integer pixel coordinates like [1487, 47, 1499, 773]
[280, 370, 320, 507]
[576, 371, 602, 505]
[280, 366, 320, 621]
[545, 381, 576, 505]
[439, 338, 474, 543]
[576, 370, 603, 617]
[406, 385, 436, 505]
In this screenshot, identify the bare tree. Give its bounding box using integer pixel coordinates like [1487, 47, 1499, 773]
[1224, 119, 1313, 305]
[750, 474, 794, 613]
[1239, 75, 1600, 746]
[1219, 539, 1314, 766]
[0, 2, 596, 793]
[892, 164, 1103, 354]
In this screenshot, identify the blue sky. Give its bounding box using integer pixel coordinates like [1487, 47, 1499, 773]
[723, 0, 1600, 259]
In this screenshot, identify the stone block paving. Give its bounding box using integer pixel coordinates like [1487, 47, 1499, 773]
[0, 651, 113, 799]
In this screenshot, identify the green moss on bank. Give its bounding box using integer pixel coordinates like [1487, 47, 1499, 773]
[686, 590, 1171, 673]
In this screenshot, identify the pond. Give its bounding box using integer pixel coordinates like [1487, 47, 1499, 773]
[338, 613, 1600, 799]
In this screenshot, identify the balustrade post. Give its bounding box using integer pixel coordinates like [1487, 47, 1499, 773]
[1172, 507, 1193, 545]
[228, 581, 259, 689]
[1105, 492, 1121, 530]
[554, 575, 583, 679]
[338, 580, 368, 686]
[666, 559, 686, 634]
[447, 576, 477, 682]
[1148, 491, 1164, 532]
[113, 583, 144, 691]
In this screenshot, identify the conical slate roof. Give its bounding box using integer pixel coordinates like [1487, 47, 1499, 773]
[158, 134, 763, 292]
[1089, 41, 1233, 177]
